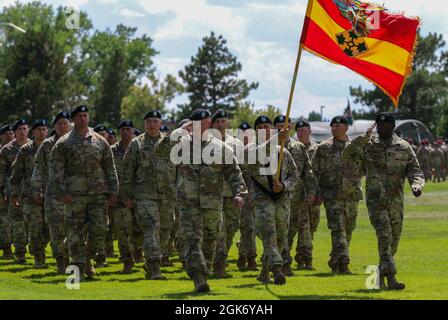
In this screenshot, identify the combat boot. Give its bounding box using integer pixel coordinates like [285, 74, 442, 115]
[328, 260, 339, 274]
[272, 266, 286, 285]
[294, 254, 305, 270]
[214, 257, 226, 278]
[246, 256, 258, 271]
[15, 252, 26, 264]
[143, 261, 166, 280]
[192, 272, 210, 293]
[339, 263, 351, 275]
[56, 256, 68, 275]
[122, 259, 134, 274]
[85, 260, 96, 279]
[1, 246, 13, 260]
[33, 251, 46, 269]
[304, 257, 315, 271]
[133, 249, 144, 263]
[237, 255, 247, 271]
[161, 255, 173, 267]
[281, 263, 295, 277]
[386, 274, 406, 290]
[257, 264, 270, 284]
[379, 273, 387, 290]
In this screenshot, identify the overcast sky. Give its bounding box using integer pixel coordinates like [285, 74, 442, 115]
[2, 0, 447, 119]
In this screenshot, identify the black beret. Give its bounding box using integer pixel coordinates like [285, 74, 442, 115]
[0, 124, 14, 135]
[31, 119, 48, 130]
[190, 109, 211, 121]
[295, 120, 310, 130]
[134, 128, 142, 136]
[177, 119, 191, 129]
[254, 115, 272, 128]
[212, 109, 228, 122]
[107, 128, 116, 136]
[53, 111, 70, 126]
[330, 116, 349, 126]
[70, 105, 89, 118]
[375, 112, 395, 124]
[239, 122, 252, 131]
[273, 115, 291, 126]
[144, 110, 162, 120]
[118, 120, 134, 129]
[13, 119, 27, 131]
[160, 125, 171, 133]
[94, 124, 107, 133]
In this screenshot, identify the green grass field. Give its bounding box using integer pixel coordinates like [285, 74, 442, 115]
[1, 181, 447, 300]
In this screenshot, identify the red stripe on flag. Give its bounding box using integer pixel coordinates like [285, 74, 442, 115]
[301, 17, 404, 100]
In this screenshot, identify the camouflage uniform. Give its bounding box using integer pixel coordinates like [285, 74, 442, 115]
[110, 141, 135, 263]
[121, 132, 176, 266]
[344, 133, 424, 276]
[214, 134, 245, 266]
[237, 178, 257, 261]
[0, 139, 30, 256]
[10, 141, 49, 259]
[443, 144, 448, 181]
[48, 129, 118, 267]
[312, 137, 363, 269]
[416, 145, 432, 181]
[31, 135, 68, 260]
[430, 146, 445, 183]
[176, 133, 247, 277]
[282, 139, 317, 267]
[244, 141, 298, 271]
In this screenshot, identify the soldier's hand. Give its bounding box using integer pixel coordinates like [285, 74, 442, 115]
[233, 196, 244, 210]
[124, 199, 133, 209]
[107, 195, 118, 207]
[412, 187, 422, 198]
[61, 195, 73, 204]
[366, 123, 376, 136]
[278, 129, 290, 146]
[272, 180, 285, 193]
[181, 121, 193, 133]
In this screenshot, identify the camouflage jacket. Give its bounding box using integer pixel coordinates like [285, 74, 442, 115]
[10, 141, 40, 201]
[243, 138, 298, 202]
[312, 137, 364, 201]
[31, 135, 60, 198]
[416, 145, 431, 168]
[0, 139, 31, 196]
[430, 146, 445, 167]
[286, 138, 317, 202]
[176, 133, 248, 209]
[222, 133, 245, 198]
[303, 140, 319, 160]
[121, 132, 176, 201]
[48, 129, 119, 198]
[344, 133, 425, 203]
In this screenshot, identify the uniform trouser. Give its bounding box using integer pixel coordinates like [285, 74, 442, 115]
[433, 164, 443, 182]
[237, 200, 257, 259]
[106, 207, 114, 253]
[134, 198, 174, 263]
[215, 197, 240, 262]
[23, 201, 49, 256]
[367, 197, 403, 276]
[254, 197, 290, 271]
[45, 196, 68, 259]
[8, 201, 28, 255]
[283, 201, 320, 264]
[64, 195, 107, 265]
[324, 200, 359, 266]
[111, 204, 133, 262]
[167, 205, 185, 260]
[179, 205, 222, 276]
[131, 207, 143, 255]
[0, 199, 11, 250]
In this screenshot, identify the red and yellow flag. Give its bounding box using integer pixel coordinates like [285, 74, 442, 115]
[300, 0, 420, 106]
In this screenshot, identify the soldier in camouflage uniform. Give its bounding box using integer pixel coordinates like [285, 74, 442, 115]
[236, 121, 258, 272]
[110, 120, 136, 273]
[0, 120, 31, 263]
[343, 112, 424, 290]
[211, 109, 246, 277]
[175, 109, 247, 292]
[295, 120, 321, 270]
[48, 105, 119, 280]
[312, 116, 364, 274]
[243, 115, 298, 285]
[10, 120, 49, 268]
[443, 139, 448, 181]
[31, 111, 72, 273]
[273, 116, 317, 276]
[430, 140, 445, 183]
[0, 124, 15, 259]
[416, 140, 432, 181]
[121, 110, 177, 280]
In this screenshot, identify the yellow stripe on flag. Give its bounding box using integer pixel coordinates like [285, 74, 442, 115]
[307, 0, 410, 76]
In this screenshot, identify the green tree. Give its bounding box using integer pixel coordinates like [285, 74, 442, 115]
[120, 74, 183, 129]
[307, 111, 322, 122]
[350, 33, 448, 136]
[177, 31, 258, 120]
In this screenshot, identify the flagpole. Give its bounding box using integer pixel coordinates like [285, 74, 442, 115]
[276, 0, 311, 182]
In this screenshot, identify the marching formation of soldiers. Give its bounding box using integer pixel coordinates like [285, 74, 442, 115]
[0, 106, 428, 293]
[414, 138, 448, 183]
